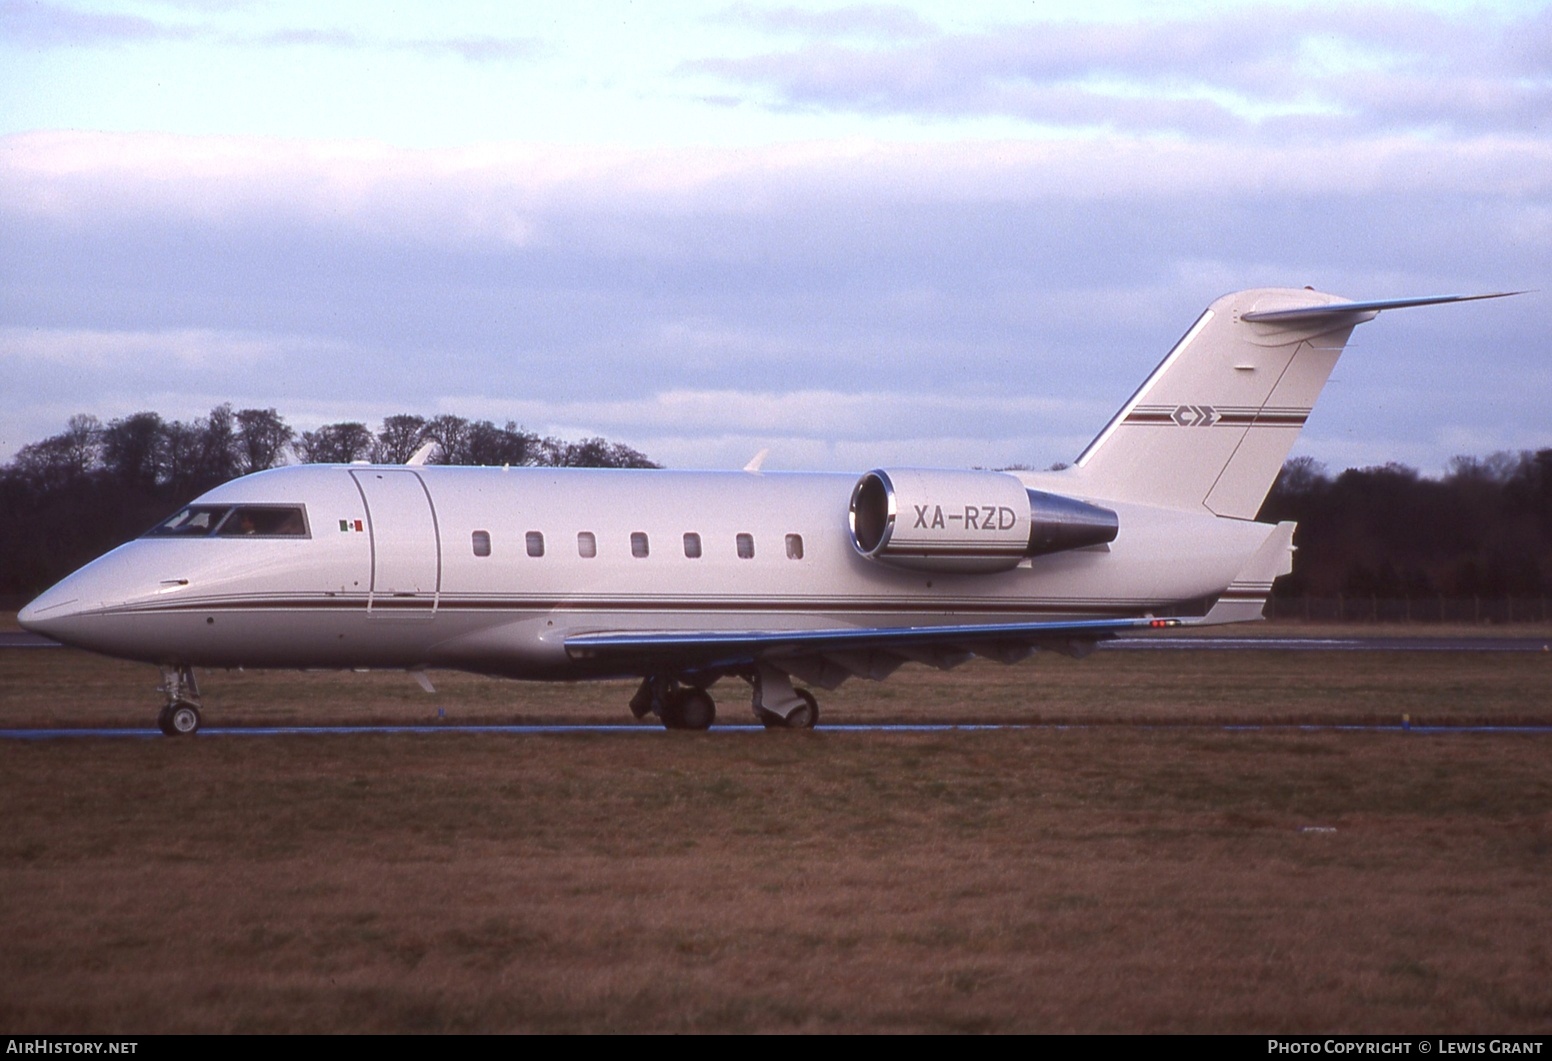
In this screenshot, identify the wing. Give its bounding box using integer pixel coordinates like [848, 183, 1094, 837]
[565, 615, 1181, 689]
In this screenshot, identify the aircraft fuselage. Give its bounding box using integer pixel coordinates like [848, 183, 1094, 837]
[19, 463, 1264, 681]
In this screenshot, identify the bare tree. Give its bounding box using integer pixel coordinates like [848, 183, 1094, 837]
[555, 437, 660, 468]
[57, 414, 103, 476]
[298, 422, 375, 463]
[373, 415, 426, 464]
[421, 415, 473, 465]
[100, 412, 165, 490]
[10, 414, 102, 490]
[235, 408, 294, 473]
[464, 420, 543, 466]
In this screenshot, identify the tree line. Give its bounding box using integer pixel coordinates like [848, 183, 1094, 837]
[3, 406, 1549, 607]
[0, 406, 657, 597]
[1258, 451, 1552, 600]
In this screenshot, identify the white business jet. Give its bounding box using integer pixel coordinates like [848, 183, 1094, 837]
[17, 288, 1514, 734]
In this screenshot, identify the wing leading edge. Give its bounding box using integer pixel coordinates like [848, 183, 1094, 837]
[566, 615, 1181, 688]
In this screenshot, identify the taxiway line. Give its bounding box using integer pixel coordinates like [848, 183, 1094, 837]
[5, 722, 1552, 739]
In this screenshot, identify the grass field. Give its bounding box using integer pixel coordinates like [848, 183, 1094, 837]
[2, 631, 1550, 1033]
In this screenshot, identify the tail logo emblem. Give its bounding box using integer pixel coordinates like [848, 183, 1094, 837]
[1171, 404, 1219, 427]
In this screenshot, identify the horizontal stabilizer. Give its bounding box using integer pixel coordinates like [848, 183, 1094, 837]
[1241, 291, 1522, 323]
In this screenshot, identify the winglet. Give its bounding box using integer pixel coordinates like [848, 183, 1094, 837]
[406, 442, 437, 466]
[743, 448, 770, 474]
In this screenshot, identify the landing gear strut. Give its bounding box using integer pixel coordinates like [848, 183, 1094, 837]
[156, 664, 203, 736]
[629, 671, 819, 731]
[631, 676, 717, 731]
[757, 688, 817, 729]
[751, 668, 819, 730]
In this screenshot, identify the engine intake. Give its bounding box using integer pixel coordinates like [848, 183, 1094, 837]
[848, 468, 1118, 573]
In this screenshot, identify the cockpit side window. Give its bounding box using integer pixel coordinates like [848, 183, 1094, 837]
[146, 504, 310, 538]
[215, 506, 310, 537]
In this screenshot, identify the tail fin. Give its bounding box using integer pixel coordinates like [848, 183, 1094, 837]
[1070, 288, 1517, 519]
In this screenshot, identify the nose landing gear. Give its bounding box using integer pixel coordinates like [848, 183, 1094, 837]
[156, 664, 203, 736]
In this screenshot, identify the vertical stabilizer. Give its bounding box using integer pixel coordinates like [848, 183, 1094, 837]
[1071, 288, 1368, 518]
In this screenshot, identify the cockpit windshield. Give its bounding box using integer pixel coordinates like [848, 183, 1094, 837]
[150, 506, 228, 536]
[146, 505, 310, 538]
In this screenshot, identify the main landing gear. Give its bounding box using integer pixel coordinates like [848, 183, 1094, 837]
[751, 667, 818, 730]
[630, 677, 717, 730]
[629, 669, 820, 731]
[756, 688, 818, 730]
[156, 664, 203, 736]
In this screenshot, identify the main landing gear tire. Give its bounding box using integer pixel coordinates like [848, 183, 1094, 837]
[760, 689, 818, 730]
[158, 703, 202, 736]
[662, 688, 716, 731]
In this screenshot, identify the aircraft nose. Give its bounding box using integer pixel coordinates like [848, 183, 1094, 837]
[17, 584, 86, 643]
[16, 544, 191, 658]
[16, 551, 139, 647]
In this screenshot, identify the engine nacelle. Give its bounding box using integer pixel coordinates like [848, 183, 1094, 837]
[848, 468, 1119, 573]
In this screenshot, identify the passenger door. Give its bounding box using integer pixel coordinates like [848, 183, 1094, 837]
[350, 469, 441, 617]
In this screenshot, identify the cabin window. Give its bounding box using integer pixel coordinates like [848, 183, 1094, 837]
[577, 531, 597, 558]
[683, 532, 702, 559]
[472, 530, 491, 557]
[526, 531, 545, 558]
[736, 533, 755, 559]
[631, 532, 650, 558]
[785, 533, 804, 560]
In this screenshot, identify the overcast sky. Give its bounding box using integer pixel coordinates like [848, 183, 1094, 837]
[1, 0, 1547, 474]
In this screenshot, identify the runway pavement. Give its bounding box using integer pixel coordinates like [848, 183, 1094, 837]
[0, 633, 58, 648]
[1101, 635, 1552, 652]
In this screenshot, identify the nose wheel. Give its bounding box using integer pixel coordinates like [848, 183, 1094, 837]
[156, 665, 203, 736]
[157, 702, 202, 736]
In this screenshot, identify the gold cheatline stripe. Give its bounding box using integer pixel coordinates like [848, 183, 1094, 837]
[117, 595, 1163, 617]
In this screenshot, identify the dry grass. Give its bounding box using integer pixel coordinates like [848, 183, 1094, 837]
[1, 632, 1550, 1033]
[1, 633, 1549, 730]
